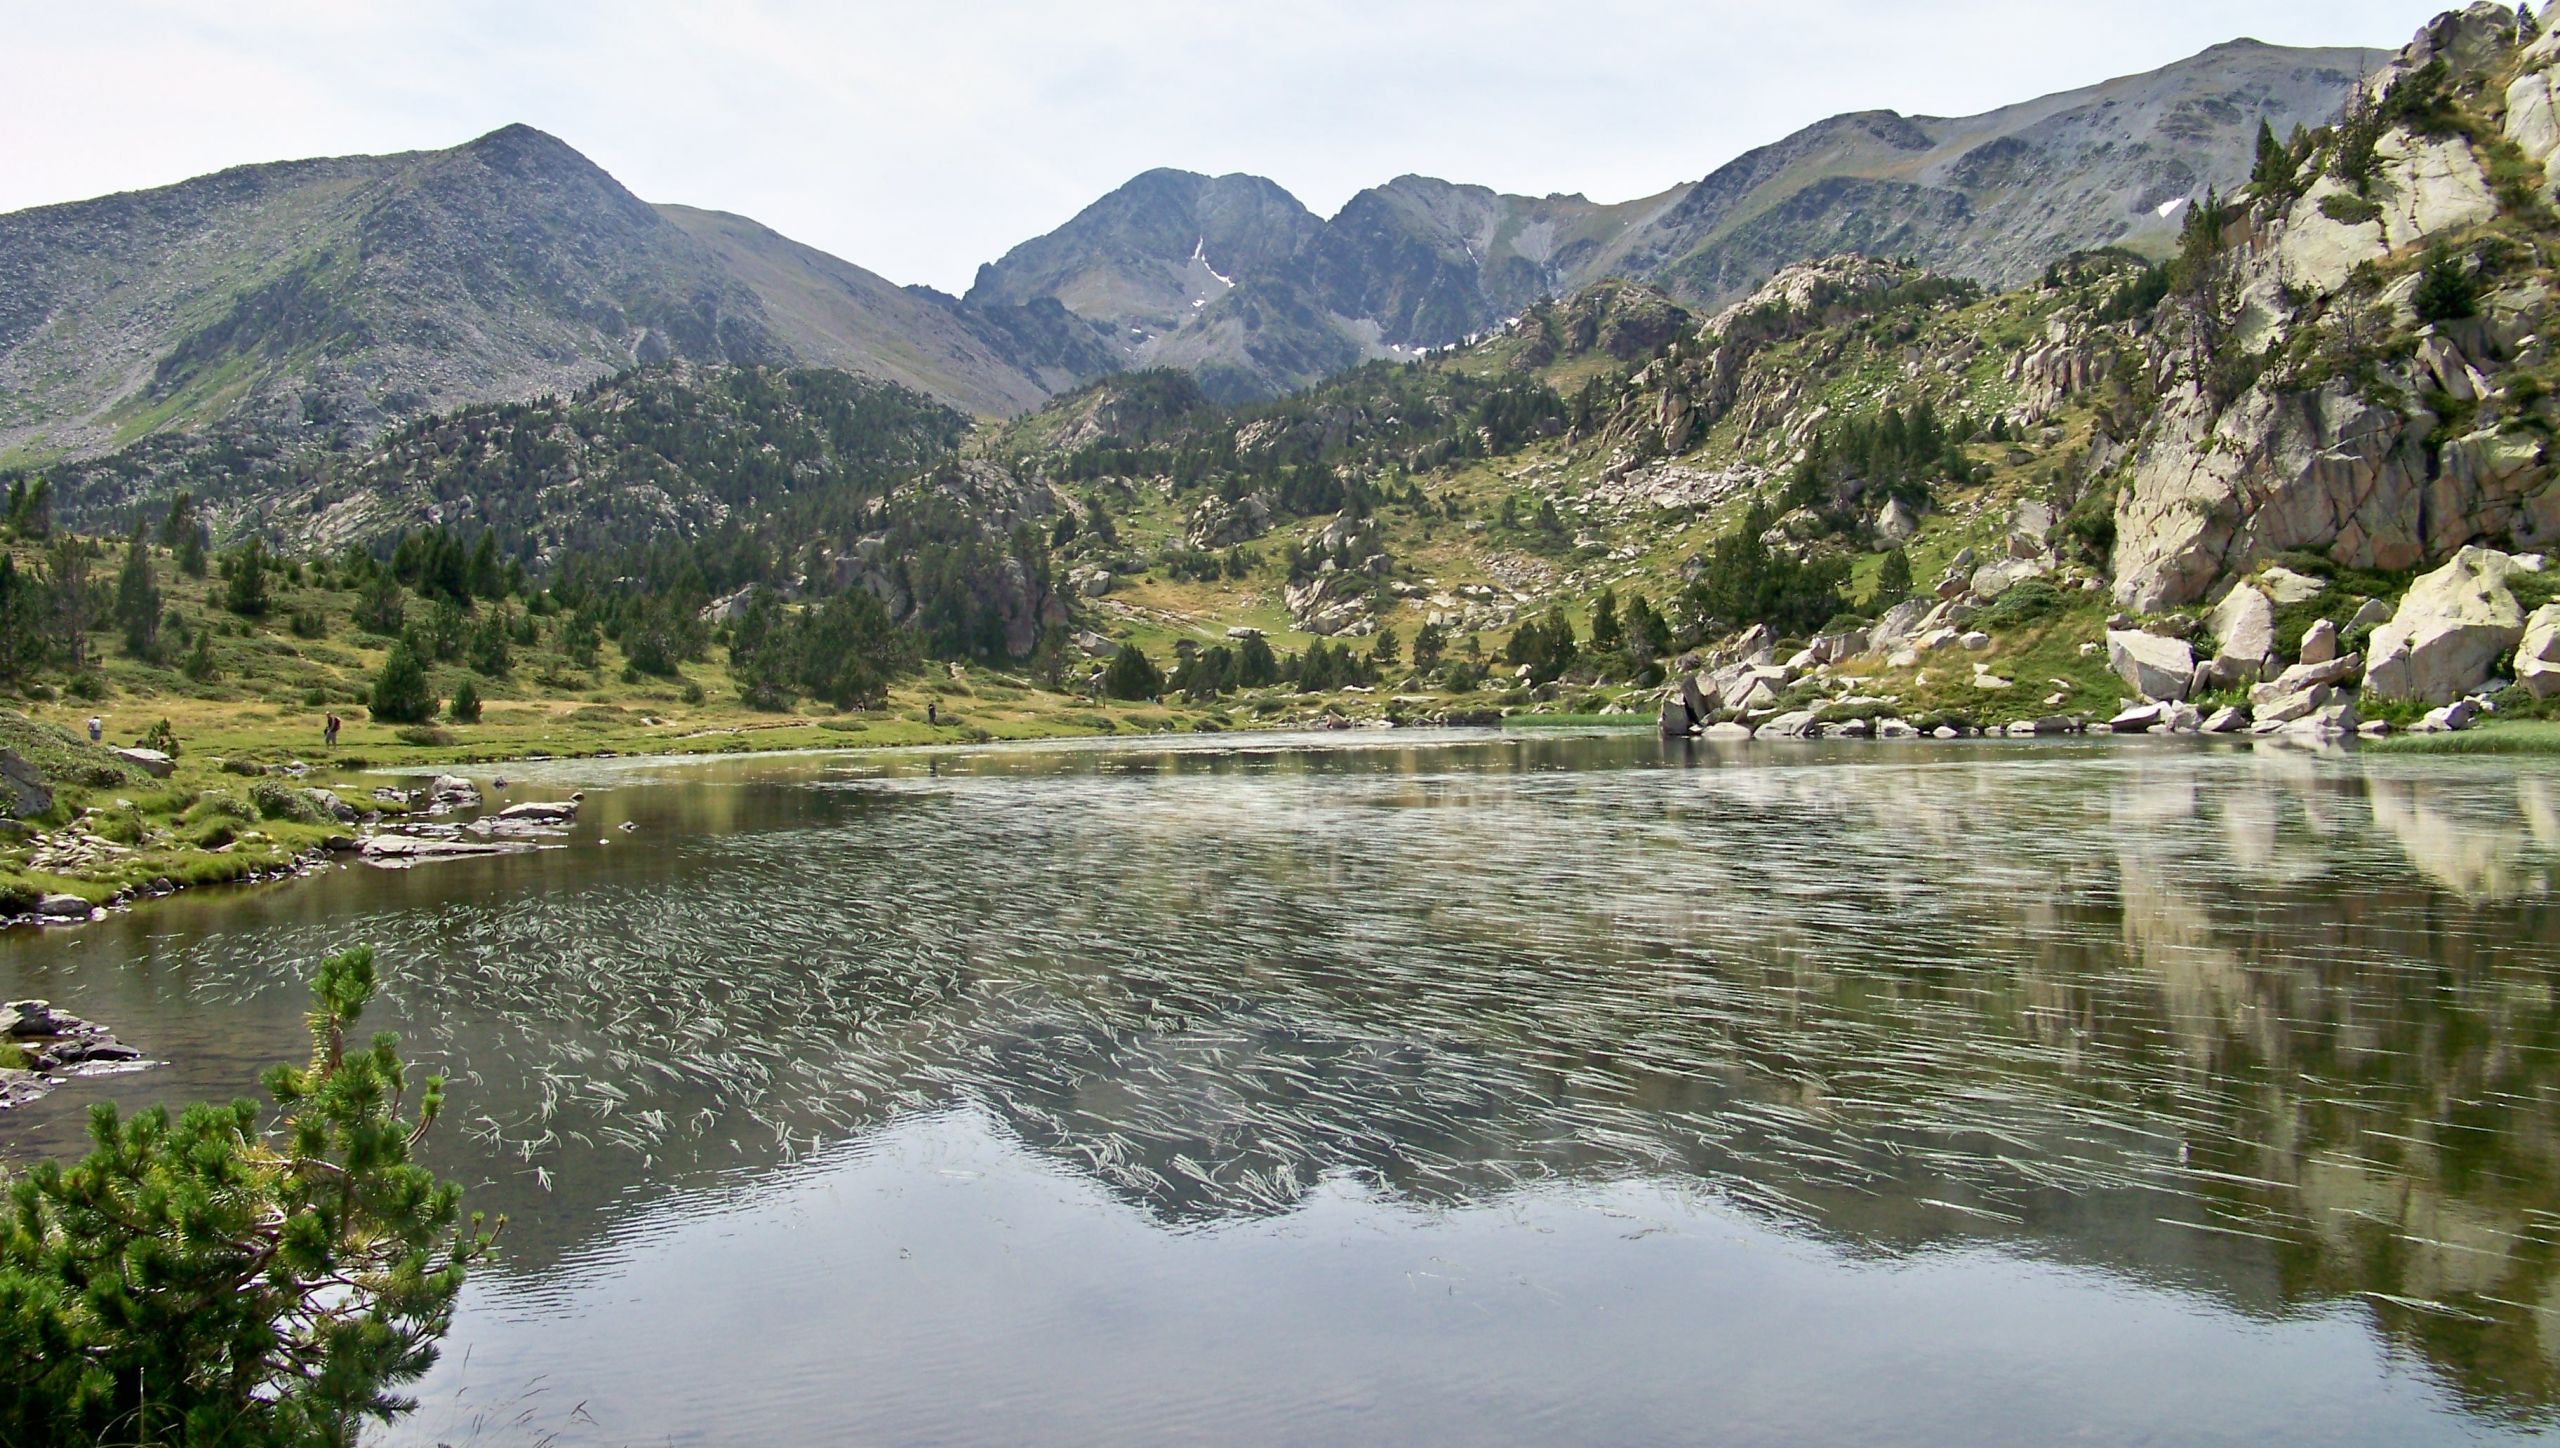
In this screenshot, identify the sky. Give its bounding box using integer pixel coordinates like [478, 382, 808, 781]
[4, 1, 2427, 294]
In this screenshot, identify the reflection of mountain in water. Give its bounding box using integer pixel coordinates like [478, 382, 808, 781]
[19, 738, 2560, 1425]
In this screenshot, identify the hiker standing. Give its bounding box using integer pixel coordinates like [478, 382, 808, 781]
[324, 713, 341, 749]
[86, 716, 103, 745]
[928, 701, 938, 726]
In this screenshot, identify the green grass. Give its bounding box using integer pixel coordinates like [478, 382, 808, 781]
[1503, 713, 1648, 728]
[2369, 720, 2560, 755]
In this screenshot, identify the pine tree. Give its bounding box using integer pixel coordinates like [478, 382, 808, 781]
[1235, 632, 1279, 688]
[1589, 587, 1623, 652]
[42, 536, 94, 672]
[2250, 118, 2297, 195]
[222, 539, 272, 617]
[447, 677, 482, 724]
[0, 947, 496, 1445]
[182, 625, 218, 683]
[1370, 625, 1401, 672]
[1875, 547, 1915, 607]
[2413, 242, 2481, 324]
[467, 531, 504, 600]
[114, 524, 161, 659]
[0, 556, 39, 684]
[1102, 642, 1163, 700]
[1412, 621, 1448, 672]
[354, 573, 406, 636]
[368, 640, 438, 724]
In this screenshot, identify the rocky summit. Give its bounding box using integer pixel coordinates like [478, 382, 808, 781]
[2, 32, 2366, 491]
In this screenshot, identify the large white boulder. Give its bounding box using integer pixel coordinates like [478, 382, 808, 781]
[2107, 630, 2197, 701]
[2518, 603, 2560, 699]
[2209, 584, 2278, 683]
[2365, 547, 2528, 703]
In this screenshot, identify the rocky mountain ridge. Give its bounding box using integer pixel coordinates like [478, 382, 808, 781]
[3, 30, 2377, 494]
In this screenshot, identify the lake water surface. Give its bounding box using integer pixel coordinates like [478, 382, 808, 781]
[5, 730, 2559, 1445]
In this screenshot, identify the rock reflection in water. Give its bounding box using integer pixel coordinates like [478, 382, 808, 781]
[3, 733, 2557, 1438]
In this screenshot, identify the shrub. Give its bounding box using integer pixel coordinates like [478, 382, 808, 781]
[2317, 192, 2383, 227]
[2413, 243, 2481, 325]
[0, 948, 495, 1444]
[1102, 643, 1164, 701]
[447, 678, 482, 724]
[369, 640, 438, 724]
[1979, 580, 2068, 629]
[249, 778, 330, 824]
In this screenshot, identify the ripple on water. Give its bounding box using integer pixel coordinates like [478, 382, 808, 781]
[4, 734, 2557, 1443]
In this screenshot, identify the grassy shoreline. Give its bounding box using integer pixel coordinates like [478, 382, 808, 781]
[14, 697, 2560, 925]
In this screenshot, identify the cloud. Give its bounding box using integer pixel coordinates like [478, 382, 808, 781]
[0, 1, 2420, 292]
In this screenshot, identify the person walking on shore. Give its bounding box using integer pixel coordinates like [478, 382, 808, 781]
[86, 716, 103, 745]
[324, 713, 341, 749]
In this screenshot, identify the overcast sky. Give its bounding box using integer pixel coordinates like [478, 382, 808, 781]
[5, 2, 2424, 293]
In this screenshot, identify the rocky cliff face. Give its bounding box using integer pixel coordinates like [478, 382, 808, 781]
[2109, 4, 2560, 612]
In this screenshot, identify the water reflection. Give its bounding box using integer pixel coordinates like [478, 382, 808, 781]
[5, 732, 2559, 1438]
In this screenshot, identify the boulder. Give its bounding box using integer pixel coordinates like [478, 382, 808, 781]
[1702, 721, 1755, 740]
[2349, 597, 2394, 633]
[35, 894, 92, 920]
[306, 788, 357, 824]
[2287, 698, 2361, 742]
[1877, 498, 1920, 542]
[2417, 699, 2482, 733]
[2254, 681, 2335, 725]
[2251, 653, 2363, 706]
[1959, 631, 1992, 652]
[2259, 566, 2328, 605]
[1657, 695, 1695, 738]
[1681, 674, 1716, 720]
[1185, 492, 1274, 550]
[497, 801, 580, 824]
[1868, 599, 1931, 652]
[114, 747, 175, 779]
[0, 750, 50, 820]
[1971, 558, 2046, 600]
[427, 774, 481, 810]
[2517, 604, 2560, 699]
[1754, 710, 1821, 740]
[1877, 718, 1920, 739]
[2201, 705, 2251, 734]
[2107, 703, 2164, 731]
[2364, 547, 2528, 703]
[2299, 618, 2340, 667]
[2107, 630, 2197, 701]
[2209, 584, 2279, 683]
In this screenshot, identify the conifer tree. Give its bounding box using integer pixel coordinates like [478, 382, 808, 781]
[0, 947, 497, 1445]
[1102, 642, 1163, 700]
[115, 522, 162, 659]
[369, 639, 437, 723]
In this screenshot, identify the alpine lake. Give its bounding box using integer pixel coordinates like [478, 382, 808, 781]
[4, 728, 2559, 1447]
